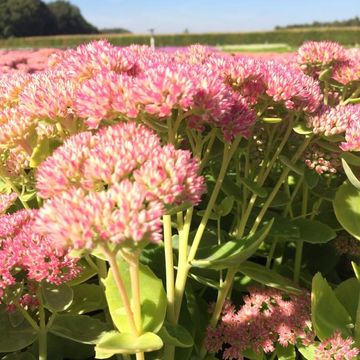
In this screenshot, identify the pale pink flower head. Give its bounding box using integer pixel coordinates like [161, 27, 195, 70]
[35, 183, 163, 250]
[74, 71, 137, 129]
[315, 331, 360, 360]
[52, 40, 137, 81]
[133, 63, 196, 118]
[0, 209, 80, 303]
[222, 56, 266, 104]
[304, 145, 341, 174]
[0, 107, 34, 148]
[134, 144, 206, 207]
[19, 71, 77, 121]
[264, 61, 322, 113]
[36, 121, 205, 205]
[297, 41, 348, 74]
[0, 73, 31, 108]
[82, 121, 161, 189]
[333, 49, 360, 85]
[36, 131, 95, 198]
[307, 104, 360, 136]
[341, 111, 360, 152]
[0, 193, 18, 214]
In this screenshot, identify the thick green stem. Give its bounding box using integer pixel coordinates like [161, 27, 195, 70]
[199, 267, 237, 359]
[294, 183, 308, 283]
[188, 138, 240, 262]
[355, 281, 360, 347]
[236, 120, 294, 238]
[101, 245, 139, 337]
[38, 287, 47, 360]
[174, 207, 193, 321]
[163, 214, 176, 324]
[250, 136, 313, 235]
[127, 252, 145, 360]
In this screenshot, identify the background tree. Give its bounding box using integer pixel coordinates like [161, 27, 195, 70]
[47, 0, 98, 35]
[0, 0, 57, 38]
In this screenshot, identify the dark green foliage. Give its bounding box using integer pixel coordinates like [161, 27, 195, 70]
[47, 0, 98, 35]
[0, 0, 98, 38]
[0, 0, 57, 38]
[276, 16, 360, 29]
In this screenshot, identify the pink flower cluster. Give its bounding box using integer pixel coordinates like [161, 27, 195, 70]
[0, 40, 334, 150]
[0, 49, 56, 73]
[304, 145, 341, 174]
[0, 209, 80, 302]
[307, 104, 360, 152]
[297, 41, 348, 71]
[0, 192, 17, 214]
[35, 121, 205, 250]
[315, 331, 360, 360]
[205, 287, 313, 359]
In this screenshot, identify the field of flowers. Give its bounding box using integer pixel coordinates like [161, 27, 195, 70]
[0, 40, 360, 360]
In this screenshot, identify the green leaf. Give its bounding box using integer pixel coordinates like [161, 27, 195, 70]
[48, 314, 111, 344]
[341, 158, 360, 189]
[29, 137, 61, 168]
[279, 155, 304, 175]
[216, 196, 235, 217]
[311, 272, 353, 340]
[304, 167, 320, 189]
[262, 117, 283, 123]
[293, 123, 313, 135]
[188, 273, 220, 289]
[297, 343, 317, 360]
[276, 344, 296, 360]
[1, 353, 36, 360]
[221, 176, 242, 201]
[158, 322, 194, 348]
[342, 152, 360, 167]
[105, 261, 167, 333]
[334, 278, 360, 322]
[191, 220, 273, 270]
[264, 215, 300, 239]
[291, 218, 336, 244]
[237, 261, 301, 294]
[334, 181, 360, 240]
[65, 284, 106, 315]
[95, 331, 163, 358]
[0, 305, 38, 352]
[238, 177, 268, 198]
[352, 262, 360, 281]
[42, 282, 73, 312]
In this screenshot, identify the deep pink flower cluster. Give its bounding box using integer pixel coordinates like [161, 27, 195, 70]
[205, 287, 313, 359]
[35, 121, 205, 250]
[315, 331, 360, 360]
[0, 209, 80, 302]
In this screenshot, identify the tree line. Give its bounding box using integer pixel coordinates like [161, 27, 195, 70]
[0, 0, 130, 38]
[276, 16, 360, 29]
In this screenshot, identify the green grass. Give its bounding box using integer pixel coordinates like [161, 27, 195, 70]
[218, 43, 295, 52]
[0, 28, 359, 49]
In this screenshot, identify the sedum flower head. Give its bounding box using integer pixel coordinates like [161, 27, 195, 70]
[0, 210, 80, 302]
[308, 104, 360, 137]
[341, 108, 360, 152]
[315, 331, 360, 360]
[36, 122, 205, 249]
[205, 287, 313, 359]
[0, 193, 17, 214]
[297, 41, 348, 70]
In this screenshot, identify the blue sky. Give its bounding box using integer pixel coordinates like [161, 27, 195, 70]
[45, 0, 360, 33]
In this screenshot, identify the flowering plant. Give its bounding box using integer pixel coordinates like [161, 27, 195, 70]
[0, 40, 360, 360]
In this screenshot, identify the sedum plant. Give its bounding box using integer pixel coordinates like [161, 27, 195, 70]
[0, 40, 359, 360]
